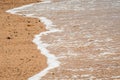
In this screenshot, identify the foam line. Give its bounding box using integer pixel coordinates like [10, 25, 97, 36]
[6, 4, 34, 14]
[6, 0, 61, 80]
[40, 0, 51, 3]
[29, 17, 61, 80]
[6, 0, 51, 14]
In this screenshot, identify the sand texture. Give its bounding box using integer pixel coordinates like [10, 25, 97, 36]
[0, 0, 47, 80]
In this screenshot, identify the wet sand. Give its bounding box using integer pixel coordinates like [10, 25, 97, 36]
[0, 0, 47, 80]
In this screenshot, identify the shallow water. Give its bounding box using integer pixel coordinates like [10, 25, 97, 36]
[7, 0, 120, 80]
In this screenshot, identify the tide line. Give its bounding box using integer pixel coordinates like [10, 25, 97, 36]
[29, 17, 61, 80]
[6, 0, 61, 80]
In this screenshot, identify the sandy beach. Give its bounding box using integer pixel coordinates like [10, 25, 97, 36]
[0, 0, 47, 80]
[0, 0, 120, 80]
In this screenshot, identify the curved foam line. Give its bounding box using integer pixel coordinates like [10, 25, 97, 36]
[6, 4, 34, 14]
[29, 17, 61, 80]
[6, 0, 62, 80]
[6, 0, 51, 14]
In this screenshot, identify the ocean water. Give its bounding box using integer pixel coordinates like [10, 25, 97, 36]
[7, 0, 120, 80]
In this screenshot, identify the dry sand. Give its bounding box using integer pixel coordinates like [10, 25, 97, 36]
[0, 0, 47, 80]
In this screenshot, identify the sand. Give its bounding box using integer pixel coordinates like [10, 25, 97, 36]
[0, 0, 47, 80]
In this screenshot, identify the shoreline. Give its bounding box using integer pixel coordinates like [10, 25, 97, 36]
[0, 0, 47, 80]
[6, 1, 62, 79]
[30, 17, 61, 80]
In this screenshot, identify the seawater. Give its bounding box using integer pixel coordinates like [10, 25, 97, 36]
[7, 0, 120, 80]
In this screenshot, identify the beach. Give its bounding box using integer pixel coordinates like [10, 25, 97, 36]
[0, 0, 120, 80]
[0, 0, 47, 80]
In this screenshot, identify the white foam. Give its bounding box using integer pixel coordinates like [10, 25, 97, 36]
[39, 17, 56, 30]
[105, 38, 113, 42]
[6, 0, 51, 14]
[40, 0, 51, 3]
[28, 17, 61, 80]
[6, 4, 34, 14]
[111, 76, 120, 78]
[100, 52, 114, 56]
[6, 0, 61, 80]
[81, 74, 91, 77]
